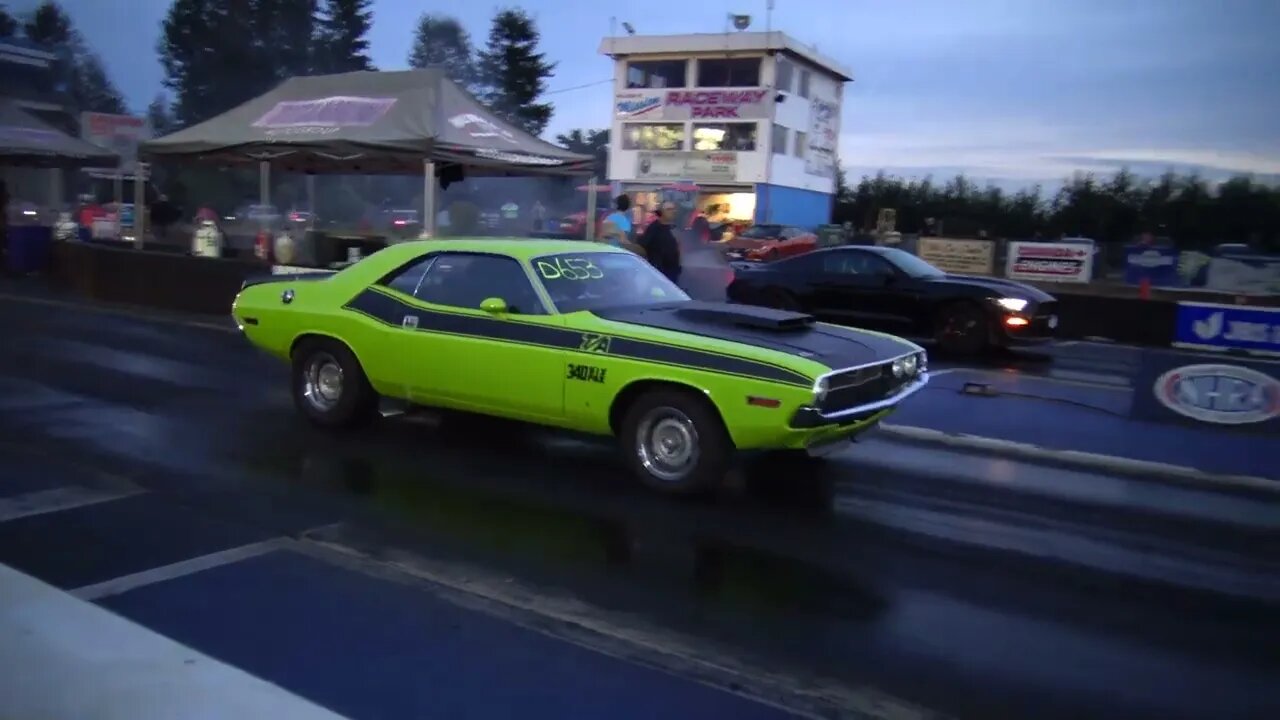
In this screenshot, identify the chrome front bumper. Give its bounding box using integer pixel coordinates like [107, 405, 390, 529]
[789, 373, 930, 429]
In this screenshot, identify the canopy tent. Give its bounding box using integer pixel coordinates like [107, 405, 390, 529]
[138, 69, 593, 176]
[0, 99, 119, 168]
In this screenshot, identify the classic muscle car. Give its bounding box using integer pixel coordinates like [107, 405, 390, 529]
[232, 239, 928, 493]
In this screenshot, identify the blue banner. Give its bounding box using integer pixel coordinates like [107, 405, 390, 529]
[1123, 245, 1181, 287]
[1173, 302, 1280, 356]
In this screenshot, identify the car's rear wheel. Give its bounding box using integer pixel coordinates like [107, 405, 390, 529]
[935, 302, 990, 356]
[761, 287, 801, 311]
[292, 338, 377, 428]
[619, 388, 732, 494]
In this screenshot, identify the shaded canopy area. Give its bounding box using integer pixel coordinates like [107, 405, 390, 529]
[0, 100, 119, 168]
[139, 69, 593, 176]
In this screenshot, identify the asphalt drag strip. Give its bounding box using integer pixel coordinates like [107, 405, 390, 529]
[2, 294, 1279, 720]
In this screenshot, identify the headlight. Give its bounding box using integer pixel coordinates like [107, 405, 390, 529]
[916, 351, 928, 373]
[891, 358, 906, 377]
[996, 297, 1028, 313]
[814, 377, 829, 402]
[902, 354, 918, 376]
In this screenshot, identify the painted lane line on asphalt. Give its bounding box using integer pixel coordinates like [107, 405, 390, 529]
[296, 531, 945, 720]
[878, 424, 1278, 495]
[70, 538, 295, 601]
[0, 485, 145, 524]
[0, 562, 351, 720]
[0, 292, 239, 335]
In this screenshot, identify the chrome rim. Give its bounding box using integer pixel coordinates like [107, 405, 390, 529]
[635, 406, 700, 482]
[303, 352, 344, 412]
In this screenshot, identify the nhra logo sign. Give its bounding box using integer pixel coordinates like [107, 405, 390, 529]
[1153, 363, 1280, 425]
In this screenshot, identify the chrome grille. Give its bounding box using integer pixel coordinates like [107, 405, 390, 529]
[818, 361, 915, 414]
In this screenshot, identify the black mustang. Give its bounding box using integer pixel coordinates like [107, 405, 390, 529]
[727, 246, 1059, 354]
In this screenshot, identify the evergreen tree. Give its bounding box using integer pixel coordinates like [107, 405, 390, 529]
[476, 8, 555, 136]
[22, 1, 126, 117]
[554, 128, 609, 176]
[314, 0, 374, 73]
[0, 3, 17, 38]
[407, 13, 474, 91]
[147, 93, 176, 135]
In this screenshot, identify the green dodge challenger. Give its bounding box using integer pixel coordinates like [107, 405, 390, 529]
[232, 239, 928, 493]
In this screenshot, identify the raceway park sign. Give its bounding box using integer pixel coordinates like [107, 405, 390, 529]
[1005, 241, 1094, 283]
[614, 89, 773, 121]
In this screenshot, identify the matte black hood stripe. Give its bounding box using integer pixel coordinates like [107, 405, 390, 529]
[343, 289, 813, 387]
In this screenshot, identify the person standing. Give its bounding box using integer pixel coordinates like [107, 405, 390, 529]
[602, 194, 632, 247]
[637, 201, 681, 283]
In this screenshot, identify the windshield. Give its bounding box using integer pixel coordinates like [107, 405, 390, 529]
[883, 247, 946, 278]
[533, 251, 690, 313]
[739, 224, 781, 239]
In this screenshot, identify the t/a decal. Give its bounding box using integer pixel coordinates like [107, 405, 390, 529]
[579, 333, 612, 354]
[567, 364, 607, 383]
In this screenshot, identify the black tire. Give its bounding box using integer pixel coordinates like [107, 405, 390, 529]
[618, 388, 733, 495]
[935, 302, 990, 356]
[291, 337, 378, 429]
[761, 287, 801, 312]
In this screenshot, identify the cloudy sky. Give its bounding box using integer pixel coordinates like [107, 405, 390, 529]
[43, 0, 1280, 185]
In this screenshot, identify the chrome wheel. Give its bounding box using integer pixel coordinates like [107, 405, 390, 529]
[302, 352, 344, 412]
[635, 406, 700, 483]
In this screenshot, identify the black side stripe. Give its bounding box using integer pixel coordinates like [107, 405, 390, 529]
[343, 288, 812, 387]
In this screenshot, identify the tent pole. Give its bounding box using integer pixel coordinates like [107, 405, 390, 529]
[258, 161, 270, 209]
[306, 175, 316, 228]
[423, 160, 435, 238]
[133, 163, 147, 249]
[585, 175, 598, 242]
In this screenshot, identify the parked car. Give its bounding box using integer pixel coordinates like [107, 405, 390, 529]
[722, 224, 818, 262]
[384, 209, 421, 238]
[232, 239, 928, 494]
[728, 245, 1059, 355]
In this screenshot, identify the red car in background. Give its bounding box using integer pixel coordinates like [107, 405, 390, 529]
[556, 209, 610, 239]
[722, 224, 818, 262]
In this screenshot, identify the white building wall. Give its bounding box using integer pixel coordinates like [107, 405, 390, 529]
[605, 46, 844, 196]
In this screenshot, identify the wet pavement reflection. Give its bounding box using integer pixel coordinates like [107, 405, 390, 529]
[2, 296, 1278, 720]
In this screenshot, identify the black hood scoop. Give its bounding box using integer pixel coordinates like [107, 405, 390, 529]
[672, 302, 815, 331]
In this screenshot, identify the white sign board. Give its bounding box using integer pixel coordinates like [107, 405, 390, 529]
[805, 98, 838, 178]
[80, 112, 151, 174]
[1005, 241, 1094, 283]
[635, 151, 738, 183]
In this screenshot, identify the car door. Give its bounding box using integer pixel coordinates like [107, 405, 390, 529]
[399, 252, 566, 422]
[810, 251, 917, 331]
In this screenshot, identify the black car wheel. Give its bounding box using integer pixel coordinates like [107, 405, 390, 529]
[619, 388, 732, 495]
[292, 338, 377, 428]
[762, 287, 801, 311]
[935, 302, 990, 356]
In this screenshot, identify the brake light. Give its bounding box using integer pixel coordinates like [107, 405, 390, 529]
[393, 220, 406, 226]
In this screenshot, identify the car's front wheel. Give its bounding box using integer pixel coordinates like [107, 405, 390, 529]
[935, 302, 991, 356]
[291, 338, 377, 428]
[619, 388, 732, 494]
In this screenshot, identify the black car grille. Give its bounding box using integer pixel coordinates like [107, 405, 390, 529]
[817, 362, 914, 414]
[1034, 300, 1059, 319]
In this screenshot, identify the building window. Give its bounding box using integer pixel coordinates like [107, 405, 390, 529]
[692, 123, 757, 151]
[626, 60, 687, 89]
[771, 124, 788, 155]
[798, 69, 811, 98]
[621, 123, 685, 151]
[697, 58, 760, 88]
[794, 131, 807, 158]
[775, 58, 794, 93]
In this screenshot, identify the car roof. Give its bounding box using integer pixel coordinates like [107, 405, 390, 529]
[377, 238, 632, 262]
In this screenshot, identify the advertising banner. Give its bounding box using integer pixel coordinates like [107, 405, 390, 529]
[614, 89, 773, 121]
[1132, 353, 1280, 433]
[1203, 253, 1280, 295]
[1123, 245, 1182, 287]
[635, 151, 737, 183]
[918, 237, 995, 275]
[1173, 301, 1280, 357]
[1005, 241, 1093, 283]
[80, 112, 150, 174]
[805, 97, 838, 178]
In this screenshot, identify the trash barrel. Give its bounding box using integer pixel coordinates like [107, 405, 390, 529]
[6, 225, 54, 274]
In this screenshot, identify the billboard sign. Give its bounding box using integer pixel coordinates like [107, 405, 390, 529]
[80, 112, 150, 173]
[614, 89, 773, 121]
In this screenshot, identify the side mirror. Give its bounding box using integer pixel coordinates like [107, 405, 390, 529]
[479, 297, 508, 314]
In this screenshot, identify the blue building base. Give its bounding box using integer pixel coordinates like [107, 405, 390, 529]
[754, 183, 833, 228]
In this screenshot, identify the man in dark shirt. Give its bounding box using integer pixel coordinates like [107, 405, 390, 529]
[637, 201, 681, 283]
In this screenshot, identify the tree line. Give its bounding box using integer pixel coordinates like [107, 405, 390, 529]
[0, 0, 127, 123]
[832, 169, 1280, 251]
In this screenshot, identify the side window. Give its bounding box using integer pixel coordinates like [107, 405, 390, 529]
[379, 255, 436, 296]
[822, 252, 892, 276]
[415, 253, 545, 315]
